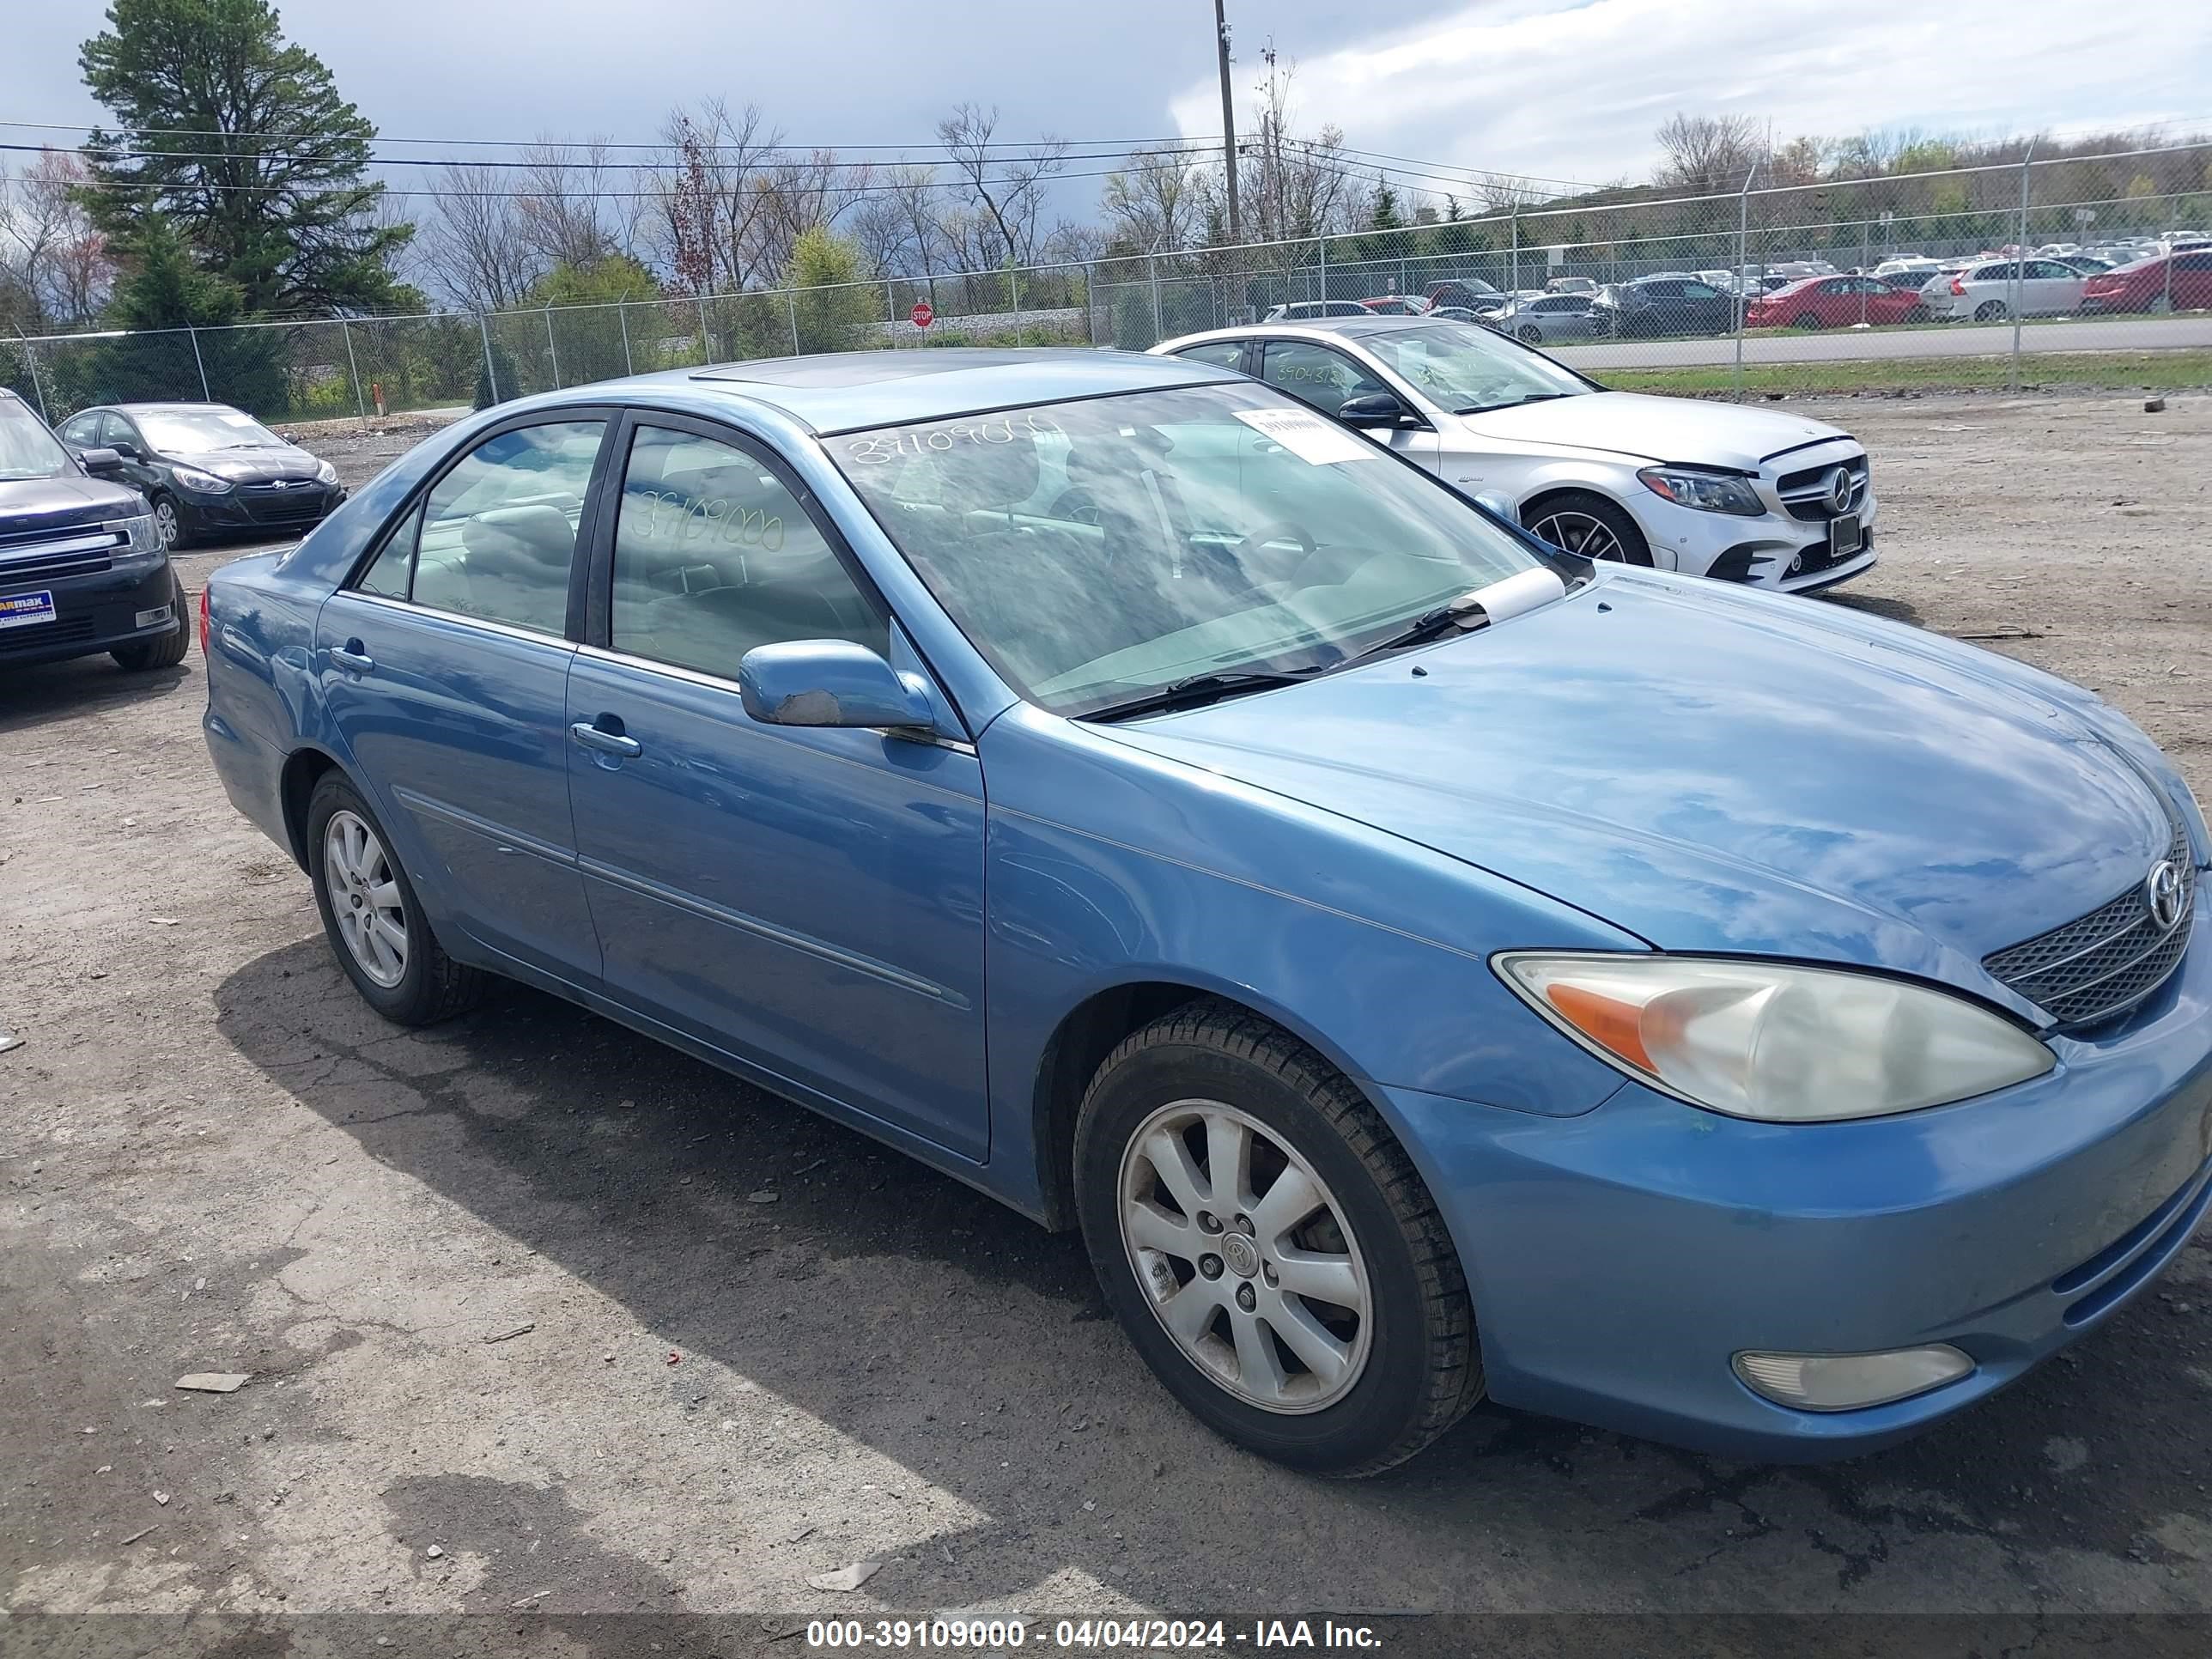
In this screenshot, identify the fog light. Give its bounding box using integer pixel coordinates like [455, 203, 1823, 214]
[1732, 1345, 1974, 1411]
[136, 605, 173, 629]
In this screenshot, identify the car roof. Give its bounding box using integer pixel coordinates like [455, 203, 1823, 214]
[628, 348, 1236, 433]
[1158, 317, 1499, 350]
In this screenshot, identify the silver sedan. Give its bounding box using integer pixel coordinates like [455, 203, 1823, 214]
[1490, 293, 1614, 345]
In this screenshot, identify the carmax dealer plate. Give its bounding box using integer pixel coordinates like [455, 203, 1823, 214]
[0, 590, 57, 629]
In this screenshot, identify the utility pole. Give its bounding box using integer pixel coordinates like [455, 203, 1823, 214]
[1214, 0, 1241, 244]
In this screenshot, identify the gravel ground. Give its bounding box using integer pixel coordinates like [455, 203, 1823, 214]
[3, 392, 2210, 1637]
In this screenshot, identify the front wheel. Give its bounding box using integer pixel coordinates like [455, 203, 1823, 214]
[111, 572, 191, 671]
[1074, 1002, 1481, 1476]
[306, 772, 487, 1025]
[1523, 490, 1654, 565]
[150, 494, 189, 550]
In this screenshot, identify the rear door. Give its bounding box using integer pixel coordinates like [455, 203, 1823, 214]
[317, 412, 614, 988]
[564, 411, 990, 1158]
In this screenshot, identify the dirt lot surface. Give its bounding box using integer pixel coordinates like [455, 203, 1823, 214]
[4, 393, 2211, 1640]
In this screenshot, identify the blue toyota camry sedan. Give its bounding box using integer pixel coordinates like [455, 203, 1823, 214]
[201, 349, 2210, 1475]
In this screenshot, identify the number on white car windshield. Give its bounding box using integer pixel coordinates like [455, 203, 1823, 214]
[831, 385, 1544, 717]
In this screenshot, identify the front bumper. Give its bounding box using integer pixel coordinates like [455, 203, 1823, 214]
[178, 481, 345, 538]
[1634, 485, 1878, 594]
[0, 558, 179, 669]
[1377, 890, 2212, 1462]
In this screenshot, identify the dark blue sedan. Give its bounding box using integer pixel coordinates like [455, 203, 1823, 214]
[200, 349, 2210, 1474]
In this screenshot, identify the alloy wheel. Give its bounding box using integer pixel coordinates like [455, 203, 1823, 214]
[1117, 1098, 1373, 1413]
[153, 499, 180, 548]
[1528, 507, 1627, 561]
[323, 809, 409, 988]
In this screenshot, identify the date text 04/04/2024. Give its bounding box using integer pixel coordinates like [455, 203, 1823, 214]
[805, 1618, 1384, 1650]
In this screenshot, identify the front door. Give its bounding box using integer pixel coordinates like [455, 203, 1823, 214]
[1253, 339, 1440, 471]
[317, 415, 611, 987]
[564, 414, 990, 1158]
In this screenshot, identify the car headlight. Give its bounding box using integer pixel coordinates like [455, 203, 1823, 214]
[173, 465, 234, 493]
[114, 512, 163, 558]
[313, 459, 337, 485]
[1493, 953, 2054, 1122]
[1637, 466, 1765, 516]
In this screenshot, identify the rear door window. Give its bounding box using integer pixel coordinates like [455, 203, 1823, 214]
[408, 421, 605, 635]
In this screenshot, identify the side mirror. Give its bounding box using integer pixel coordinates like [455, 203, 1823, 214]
[109, 441, 144, 462]
[76, 446, 125, 477]
[1337, 392, 1418, 429]
[738, 639, 938, 732]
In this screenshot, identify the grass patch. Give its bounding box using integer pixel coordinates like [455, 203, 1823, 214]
[1601, 351, 2212, 397]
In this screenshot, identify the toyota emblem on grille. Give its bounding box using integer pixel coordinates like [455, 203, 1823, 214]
[2147, 860, 2185, 931]
[1826, 467, 1854, 513]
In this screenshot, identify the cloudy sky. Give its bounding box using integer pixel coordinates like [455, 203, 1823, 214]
[8, 0, 2210, 202]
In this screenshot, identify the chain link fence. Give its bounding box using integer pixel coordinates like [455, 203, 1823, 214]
[5, 141, 2206, 429]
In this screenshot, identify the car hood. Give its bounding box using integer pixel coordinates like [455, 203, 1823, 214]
[1091, 574, 2171, 1012]
[172, 446, 321, 483]
[1459, 391, 1850, 471]
[0, 472, 146, 538]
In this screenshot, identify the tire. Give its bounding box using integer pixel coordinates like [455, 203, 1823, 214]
[2148, 294, 2173, 315]
[150, 493, 190, 551]
[110, 572, 191, 671]
[1522, 489, 1654, 565]
[1790, 312, 1821, 330]
[1515, 323, 1542, 343]
[1905, 304, 1929, 324]
[1073, 1000, 1481, 1476]
[306, 772, 487, 1025]
[1973, 300, 2008, 323]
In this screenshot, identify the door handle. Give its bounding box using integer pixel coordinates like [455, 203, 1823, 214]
[570, 720, 641, 759]
[329, 641, 374, 673]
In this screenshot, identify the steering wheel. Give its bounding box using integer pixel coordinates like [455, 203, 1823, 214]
[1230, 520, 1319, 585]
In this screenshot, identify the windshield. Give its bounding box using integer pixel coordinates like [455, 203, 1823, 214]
[831, 383, 1555, 718]
[1352, 323, 1592, 414]
[0, 398, 71, 482]
[136, 408, 285, 453]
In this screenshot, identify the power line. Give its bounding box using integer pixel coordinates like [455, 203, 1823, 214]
[21, 139, 1211, 173]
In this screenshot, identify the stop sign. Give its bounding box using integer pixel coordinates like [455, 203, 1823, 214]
[910, 301, 934, 329]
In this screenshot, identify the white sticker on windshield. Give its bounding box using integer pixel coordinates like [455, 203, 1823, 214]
[219, 412, 258, 426]
[1232, 407, 1379, 465]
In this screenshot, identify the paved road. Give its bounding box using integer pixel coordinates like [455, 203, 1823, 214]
[1553, 313, 2212, 371]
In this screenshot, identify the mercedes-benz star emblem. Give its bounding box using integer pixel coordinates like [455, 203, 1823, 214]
[1826, 467, 1854, 514]
[2146, 860, 2185, 932]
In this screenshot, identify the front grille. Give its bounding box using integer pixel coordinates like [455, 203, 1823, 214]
[1984, 817, 2197, 1027]
[1777, 455, 1871, 521]
[239, 483, 325, 524]
[0, 614, 95, 653]
[0, 549, 116, 587]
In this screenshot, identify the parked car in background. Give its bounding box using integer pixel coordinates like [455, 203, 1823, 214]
[1919, 259, 2087, 323]
[1745, 275, 1929, 330]
[1599, 275, 1736, 337]
[2081, 251, 2212, 313]
[1489, 293, 1613, 344]
[0, 387, 188, 674]
[1262, 301, 1370, 322]
[1546, 275, 1601, 295]
[2052, 254, 2115, 276]
[57, 402, 344, 550]
[1424, 278, 1509, 315]
[202, 347, 2211, 1475]
[1153, 317, 1877, 592]
[1357, 295, 1431, 316]
[1874, 257, 1942, 283]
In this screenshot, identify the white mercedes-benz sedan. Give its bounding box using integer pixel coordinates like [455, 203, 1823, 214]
[1153, 318, 1877, 594]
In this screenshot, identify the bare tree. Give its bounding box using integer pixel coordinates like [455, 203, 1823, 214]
[651, 100, 784, 292]
[514, 138, 625, 270]
[1241, 50, 1358, 242]
[416, 162, 543, 309]
[935, 103, 1068, 266]
[0, 149, 112, 328]
[1654, 113, 1771, 195]
[1100, 148, 1212, 252]
[750, 149, 875, 280]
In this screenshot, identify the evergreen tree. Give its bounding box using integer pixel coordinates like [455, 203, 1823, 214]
[80, 0, 410, 316]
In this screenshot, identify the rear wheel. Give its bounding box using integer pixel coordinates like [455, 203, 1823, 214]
[1515, 323, 1542, 343]
[1523, 490, 1654, 565]
[110, 572, 190, 671]
[306, 772, 486, 1025]
[1074, 1001, 1481, 1475]
[1973, 300, 2008, 322]
[1791, 312, 1822, 330]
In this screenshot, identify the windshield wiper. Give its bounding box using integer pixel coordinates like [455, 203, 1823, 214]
[1334, 566, 1570, 670]
[1079, 668, 1321, 724]
[1455, 392, 1573, 415]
